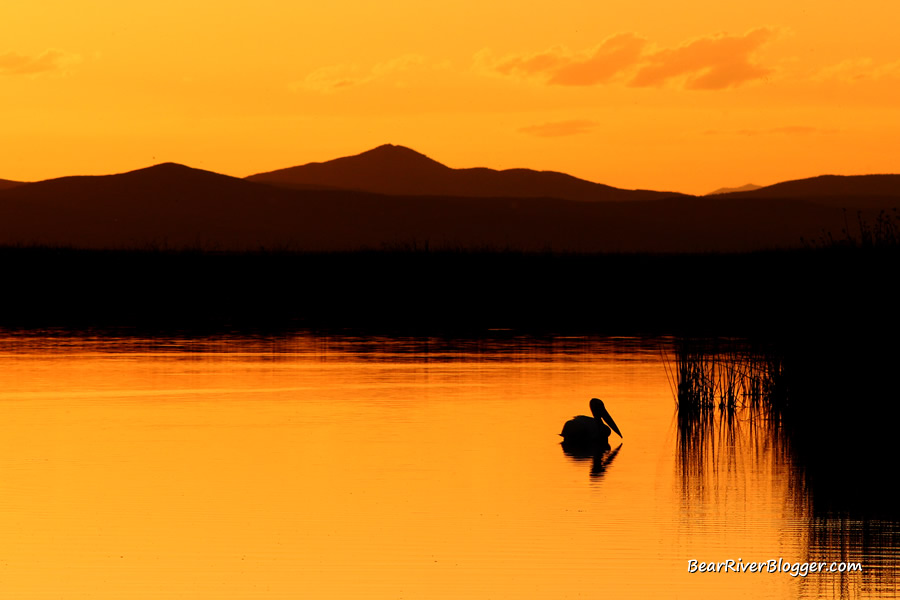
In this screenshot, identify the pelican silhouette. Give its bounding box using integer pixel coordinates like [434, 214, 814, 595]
[560, 398, 623, 447]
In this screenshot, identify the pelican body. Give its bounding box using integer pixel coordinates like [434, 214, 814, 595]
[560, 398, 623, 447]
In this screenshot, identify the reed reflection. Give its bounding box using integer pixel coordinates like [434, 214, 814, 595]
[672, 338, 791, 498]
[673, 337, 899, 596]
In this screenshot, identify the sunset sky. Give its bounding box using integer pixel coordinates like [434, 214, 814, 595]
[3, 0, 898, 194]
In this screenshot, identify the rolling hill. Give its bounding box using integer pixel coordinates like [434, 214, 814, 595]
[1, 149, 898, 252]
[721, 174, 900, 199]
[0, 161, 885, 252]
[707, 184, 762, 195]
[246, 144, 680, 202]
[0, 178, 25, 191]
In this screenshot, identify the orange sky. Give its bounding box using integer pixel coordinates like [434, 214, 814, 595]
[2, 0, 899, 194]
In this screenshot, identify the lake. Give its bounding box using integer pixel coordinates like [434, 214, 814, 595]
[0, 332, 895, 598]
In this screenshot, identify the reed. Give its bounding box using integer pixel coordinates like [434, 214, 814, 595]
[672, 337, 787, 415]
[672, 333, 898, 516]
[671, 338, 790, 490]
[804, 207, 900, 249]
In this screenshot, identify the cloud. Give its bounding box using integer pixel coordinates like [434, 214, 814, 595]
[519, 119, 600, 137]
[296, 54, 434, 93]
[631, 28, 773, 90]
[489, 47, 567, 78]
[814, 58, 900, 83]
[704, 126, 836, 136]
[550, 35, 647, 85]
[0, 49, 80, 75]
[371, 54, 426, 77]
[768, 125, 823, 135]
[298, 64, 364, 93]
[479, 28, 774, 90]
[489, 34, 646, 86]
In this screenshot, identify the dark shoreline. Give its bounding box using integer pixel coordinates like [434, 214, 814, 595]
[2, 245, 896, 337]
[6, 244, 897, 519]
[3, 244, 896, 336]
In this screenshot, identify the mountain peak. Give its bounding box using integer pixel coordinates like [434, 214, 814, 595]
[350, 144, 449, 170]
[119, 162, 242, 182]
[245, 144, 453, 193]
[133, 162, 196, 174]
[369, 143, 415, 153]
[246, 145, 679, 201]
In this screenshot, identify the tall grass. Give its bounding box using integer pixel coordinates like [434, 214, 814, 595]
[671, 335, 899, 591]
[671, 337, 787, 414]
[805, 207, 900, 249]
[671, 334, 898, 515]
[670, 338, 790, 490]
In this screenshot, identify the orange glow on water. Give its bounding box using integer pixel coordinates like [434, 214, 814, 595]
[1, 336, 877, 599]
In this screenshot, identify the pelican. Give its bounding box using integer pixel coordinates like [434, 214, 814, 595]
[560, 398, 623, 446]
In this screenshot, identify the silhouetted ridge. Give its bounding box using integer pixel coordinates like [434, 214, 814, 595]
[9, 162, 263, 199]
[719, 174, 900, 199]
[246, 144, 679, 202]
[2, 155, 898, 252]
[0, 179, 25, 190]
[706, 183, 761, 196]
[0, 161, 294, 249]
[360, 144, 449, 168]
[117, 162, 250, 184]
[142, 162, 192, 171]
[246, 144, 452, 195]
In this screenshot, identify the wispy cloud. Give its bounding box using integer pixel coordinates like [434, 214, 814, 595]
[519, 119, 600, 137]
[491, 34, 646, 86]
[813, 57, 900, 83]
[478, 28, 775, 90]
[631, 29, 773, 90]
[295, 54, 439, 93]
[0, 49, 80, 75]
[704, 125, 836, 136]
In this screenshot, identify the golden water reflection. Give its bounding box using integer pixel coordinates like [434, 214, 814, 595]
[0, 333, 895, 598]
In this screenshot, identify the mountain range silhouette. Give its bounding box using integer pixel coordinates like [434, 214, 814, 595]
[246, 144, 680, 202]
[1, 146, 898, 252]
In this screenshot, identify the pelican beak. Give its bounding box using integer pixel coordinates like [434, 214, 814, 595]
[601, 408, 623, 438]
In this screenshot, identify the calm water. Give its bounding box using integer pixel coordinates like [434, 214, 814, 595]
[0, 333, 895, 599]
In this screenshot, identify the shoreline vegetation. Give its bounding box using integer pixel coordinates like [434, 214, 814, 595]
[672, 334, 900, 593]
[1, 243, 896, 333]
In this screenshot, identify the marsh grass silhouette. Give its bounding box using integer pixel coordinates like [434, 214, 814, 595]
[804, 207, 900, 249]
[673, 336, 898, 510]
[673, 335, 899, 591]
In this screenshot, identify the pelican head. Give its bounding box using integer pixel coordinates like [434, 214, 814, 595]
[589, 398, 623, 439]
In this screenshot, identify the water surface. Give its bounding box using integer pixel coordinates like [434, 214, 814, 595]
[0, 333, 894, 598]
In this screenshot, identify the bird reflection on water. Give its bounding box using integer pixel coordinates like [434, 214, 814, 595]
[561, 441, 623, 478]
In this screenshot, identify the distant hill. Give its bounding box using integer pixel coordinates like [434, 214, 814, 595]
[707, 183, 761, 196]
[0, 161, 885, 253]
[0, 163, 298, 249]
[715, 174, 900, 209]
[246, 144, 679, 202]
[0, 178, 25, 190]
